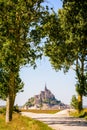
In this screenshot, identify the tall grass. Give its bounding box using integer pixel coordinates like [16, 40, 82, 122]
[0, 113, 53, 130]
[70, 108, 87, 119]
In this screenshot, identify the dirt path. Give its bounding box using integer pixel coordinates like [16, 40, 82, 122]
[21, 109, 87, 130]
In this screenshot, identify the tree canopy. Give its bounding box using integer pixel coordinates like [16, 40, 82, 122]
[0, 0, 48, 122]
[39, 1, 87, 111]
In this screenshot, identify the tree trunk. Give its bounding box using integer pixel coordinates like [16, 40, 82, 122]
[6, 93, 15, 122]
[78, 94, 83, 112]
[77, 56, 84, 112]
[6, 71, 15, 123]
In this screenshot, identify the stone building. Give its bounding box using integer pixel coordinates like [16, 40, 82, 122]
[23, 84, 67, 109]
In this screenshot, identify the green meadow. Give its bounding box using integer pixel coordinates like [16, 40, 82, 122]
[0, 113, 53, 130]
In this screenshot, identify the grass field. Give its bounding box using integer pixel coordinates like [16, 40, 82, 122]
[21, 109, 60, 114]
[0, 113, 53, 130]
[70, 108, 87, 119]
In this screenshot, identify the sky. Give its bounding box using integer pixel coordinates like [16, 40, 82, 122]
[0, 0, 87, 106]
[16, 57, 76, 106]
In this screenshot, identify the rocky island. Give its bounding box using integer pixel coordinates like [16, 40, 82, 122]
[23, 85, 68, 110]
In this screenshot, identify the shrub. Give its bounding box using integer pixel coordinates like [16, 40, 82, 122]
[70, 95, 78, 109]
[0, 107, 6, 115]
[13, 105, 21, 113]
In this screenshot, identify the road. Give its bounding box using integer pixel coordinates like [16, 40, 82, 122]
[21, 109, 87, 130]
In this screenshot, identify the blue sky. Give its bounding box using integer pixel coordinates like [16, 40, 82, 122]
[0, 0, 87, 106]
[16, 57, 76, 106]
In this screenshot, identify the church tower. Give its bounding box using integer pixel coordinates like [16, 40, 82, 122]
[45, 83, 48, 91]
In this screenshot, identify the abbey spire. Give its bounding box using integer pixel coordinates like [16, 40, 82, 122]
[45, 83, 48, 91]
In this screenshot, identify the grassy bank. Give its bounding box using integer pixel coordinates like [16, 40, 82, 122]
[70, 108, 87, 119]
[0, 113, 53, 130]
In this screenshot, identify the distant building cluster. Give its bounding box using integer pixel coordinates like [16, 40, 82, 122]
[23, 85, 69, 110]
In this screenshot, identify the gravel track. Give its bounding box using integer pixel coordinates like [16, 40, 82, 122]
[21, 109, 87, 130]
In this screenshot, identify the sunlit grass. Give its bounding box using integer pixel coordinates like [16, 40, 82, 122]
[0, 113, 53, 130]
[21, 109, 60, 114]
[70, 108, 87, 119]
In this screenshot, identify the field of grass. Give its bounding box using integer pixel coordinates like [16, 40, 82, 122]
[21, 109, 60, 114]
[70, 108, 87, 119]
[0, 113, 53, 130]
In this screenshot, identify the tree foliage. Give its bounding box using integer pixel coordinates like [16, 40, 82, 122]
[0, 0, 48, 122]
[0, 68, 23, 100]
[39, 1, 87, 111]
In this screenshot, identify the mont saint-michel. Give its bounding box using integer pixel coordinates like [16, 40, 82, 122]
[23, 85, 68, 110]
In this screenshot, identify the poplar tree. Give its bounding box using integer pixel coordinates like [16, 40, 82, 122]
[0, 0, 48, 122]
[39, 1, 87, 111]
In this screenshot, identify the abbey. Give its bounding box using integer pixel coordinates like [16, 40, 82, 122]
[23, 85, 67, 110]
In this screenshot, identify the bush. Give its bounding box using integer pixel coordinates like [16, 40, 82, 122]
[13, 105, 21, 113]
[0, 107, 6, 115]
[70, 95, 78, 109]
